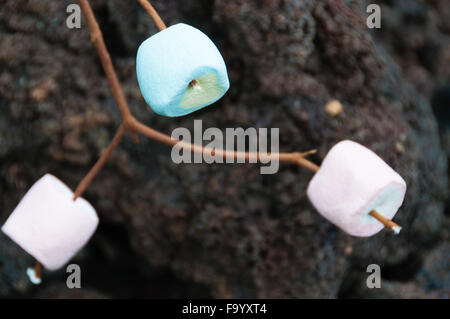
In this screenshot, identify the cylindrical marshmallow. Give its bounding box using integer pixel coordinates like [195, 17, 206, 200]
[1, 174, 99, 271]
[136, 23, 230, 117]
[307, 140, 406, 237]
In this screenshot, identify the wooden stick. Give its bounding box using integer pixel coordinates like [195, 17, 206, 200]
[369, 210, 402, 234]
[130, 117, 319, 170]
[73, 124, 126, 200]
[137, 0, 167, 31]
[78, 0, 134, 122]
[34, 261, 42, 280]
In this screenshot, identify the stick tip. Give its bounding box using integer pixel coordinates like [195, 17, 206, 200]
[26, 267, 42, 285]
[301, 149, 317, 157]
[369, 210, 402, 235]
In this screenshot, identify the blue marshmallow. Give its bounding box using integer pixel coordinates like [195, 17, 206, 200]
[136, 23, 230, 117]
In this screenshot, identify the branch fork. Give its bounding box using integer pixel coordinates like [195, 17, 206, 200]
[74, 0, 400, 233]
[74, 0, 319, 200]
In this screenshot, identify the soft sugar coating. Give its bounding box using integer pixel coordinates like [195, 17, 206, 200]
[136, 23, 230, 117]
[307, 140, 406, 237]
[1, 174, 99, 271]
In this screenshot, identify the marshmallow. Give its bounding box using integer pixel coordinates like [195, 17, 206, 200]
[1, 174, 99, 271]
[307, 140, 406, 237]
[136, 23, 230, 117]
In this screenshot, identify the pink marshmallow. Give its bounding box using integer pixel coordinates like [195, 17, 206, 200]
[1, 174, 99, 270]
[307, 140, 406, 237]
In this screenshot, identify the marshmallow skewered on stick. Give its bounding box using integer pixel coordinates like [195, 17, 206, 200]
[136, 23, 230, 117]
[1, 174, 99, 283]
[306, 140, 406, 237]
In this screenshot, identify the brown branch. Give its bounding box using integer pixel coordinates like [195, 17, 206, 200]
[34, 262, 42, 280]
[78, 0, 134, 123]
[74, 0, 319, 200]
[130, 118, 320, 171]
[137, 0, 167, 31]
[369, 210, 402, 235]
[73, 124, 126, 200]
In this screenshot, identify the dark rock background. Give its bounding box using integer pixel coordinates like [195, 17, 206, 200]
[0, 0, 448, 298]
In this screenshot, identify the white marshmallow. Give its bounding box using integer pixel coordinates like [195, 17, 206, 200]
[2, 174, 99, 271]
[136, 23, 230, 117]
[307, 140, 406, 237]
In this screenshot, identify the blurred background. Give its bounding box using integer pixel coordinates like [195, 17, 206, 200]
[0, 0, 448, 298]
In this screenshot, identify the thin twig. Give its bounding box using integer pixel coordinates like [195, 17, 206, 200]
[73, 124, 127, 200]
[137, 0, 167, 31]
[34, 262, 42, 280]
[130, 118, 320, 171]
[78, 0, 134, 123]
[369, 210, 402, 235]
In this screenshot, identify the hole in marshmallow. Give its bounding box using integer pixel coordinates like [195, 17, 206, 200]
[181, 73, 222, 109]
[189, 79, 200, 88]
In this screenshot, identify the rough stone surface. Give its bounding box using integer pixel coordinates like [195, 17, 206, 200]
[340, 218, 450, 298]
[0, 0, 448, 298]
